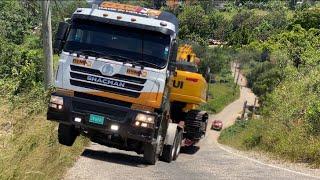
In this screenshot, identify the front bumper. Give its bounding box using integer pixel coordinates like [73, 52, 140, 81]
[47, 92, 158, 143]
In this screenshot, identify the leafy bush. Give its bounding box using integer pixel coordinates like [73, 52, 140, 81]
[292, 7, 320, 30]
[207, 10, 230, 40]
[0, 37, 44, 95]
[246, 62, 282, 97]
[0, 1, 37, 44]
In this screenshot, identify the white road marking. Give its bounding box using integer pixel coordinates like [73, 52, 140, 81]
[216, 143, 320, 179]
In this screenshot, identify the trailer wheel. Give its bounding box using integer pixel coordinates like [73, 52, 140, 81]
[160, 131, 179, 163]
[58, 123, 78, 146]
[143, 143, 158, 165]
[173, 130, 183, 161]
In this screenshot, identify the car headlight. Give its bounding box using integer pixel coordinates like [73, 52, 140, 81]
[49, 95, 64, 110]
[134, 113, 155, 128]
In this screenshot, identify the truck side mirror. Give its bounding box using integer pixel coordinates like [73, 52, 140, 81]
[168, 40, 178, 73]
[53, 22, 70, 54]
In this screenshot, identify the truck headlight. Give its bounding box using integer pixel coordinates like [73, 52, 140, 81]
[134, 113, 155, 128]
[49, 95, 64, 110]
[135, 113, 155, 123]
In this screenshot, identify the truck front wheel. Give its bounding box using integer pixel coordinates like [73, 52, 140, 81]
[160, 130, 180, 163]
[58, 123, 78, 146]
[143, 143, 158, 165]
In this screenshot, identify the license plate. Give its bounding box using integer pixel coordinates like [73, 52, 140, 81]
[89, 114, 105, 125]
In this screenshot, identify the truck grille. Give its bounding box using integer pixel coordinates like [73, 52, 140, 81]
[73, 101, 128, 122]
[70, 79, 140, 98]
[70, 65, 145, 98]
[74, 92, 132, 108]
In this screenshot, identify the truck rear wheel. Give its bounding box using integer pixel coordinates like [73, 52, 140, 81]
[160, 131, 179, 163]
[143, 143, 158, 165]
[58, 123, 78, 146]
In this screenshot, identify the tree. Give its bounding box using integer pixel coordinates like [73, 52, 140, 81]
[207, 10, 229, 40]
[0, 1, 35, 44]
[178, 5, 209, 40]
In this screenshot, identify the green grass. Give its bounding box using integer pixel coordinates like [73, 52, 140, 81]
[0, 98, 89, 179]
[219, 118, 320, 167]
[201, 82, 240, 113]
[219, 119, 263, 150]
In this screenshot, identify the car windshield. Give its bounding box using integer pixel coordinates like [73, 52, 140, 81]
[64, 19, 171, 69]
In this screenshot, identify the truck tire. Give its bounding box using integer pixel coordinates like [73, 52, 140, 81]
[185, 110, 208, 140]
[160, 131, 179, 163]
[143, 143, 158, 165]
[173, 130, 183, 161]
[58, 123, 78, 146]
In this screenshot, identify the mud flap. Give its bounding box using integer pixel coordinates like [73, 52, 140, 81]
[164, 123, 178, 145]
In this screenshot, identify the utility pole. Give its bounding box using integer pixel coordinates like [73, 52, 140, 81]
[233, 61, 237, 81]
[241, 100, 247, 120]
[236, 67, 240, 85]
[234, 64, 240, 95]
[42, 0, 54, 90]
[252, 97, 257, 119]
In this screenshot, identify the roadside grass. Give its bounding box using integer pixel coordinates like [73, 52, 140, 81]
[0, 94, 88, 179]
[219, 118, 320, 167]
[219, 119, 264, 150]
[201, 82, 240, 113]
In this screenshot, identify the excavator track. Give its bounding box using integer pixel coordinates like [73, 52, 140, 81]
[184, 110, 208, 140]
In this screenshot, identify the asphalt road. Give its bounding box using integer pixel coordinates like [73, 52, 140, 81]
[65, 72, 320, 180]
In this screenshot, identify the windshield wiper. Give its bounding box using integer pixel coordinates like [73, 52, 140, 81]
[67, 49, 106, 58]
[109, 55, 136, 63]
[134, 61, 161, 69]
[67, 49, 120, 61]
[108, 55, 145, 67]
[118, 57, 162, 69]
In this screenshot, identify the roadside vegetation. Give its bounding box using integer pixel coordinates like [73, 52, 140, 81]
[0, 1, 239, 178]
[201, 82, 240, 114]
[0, 1, 88, 179]
[204, 1, 320, 167]
[0, 100, 87, 179]
[0, 0, 319, 179]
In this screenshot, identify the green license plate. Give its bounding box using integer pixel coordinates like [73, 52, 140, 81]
[89, 114, 105, 125]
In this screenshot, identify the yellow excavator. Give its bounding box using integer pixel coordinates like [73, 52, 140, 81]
[169, 44, 209, 146]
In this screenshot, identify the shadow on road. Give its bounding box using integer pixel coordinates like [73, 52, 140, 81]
[81, 149, 148, 168]
[180, 146, 200, 155]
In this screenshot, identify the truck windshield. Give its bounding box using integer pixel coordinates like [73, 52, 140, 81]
[64, 19, 171, 69]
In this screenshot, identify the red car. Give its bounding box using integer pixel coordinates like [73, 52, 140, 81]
[211, 120, 223, 131]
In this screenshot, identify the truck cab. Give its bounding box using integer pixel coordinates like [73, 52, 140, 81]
[47, 2, 178, 164]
